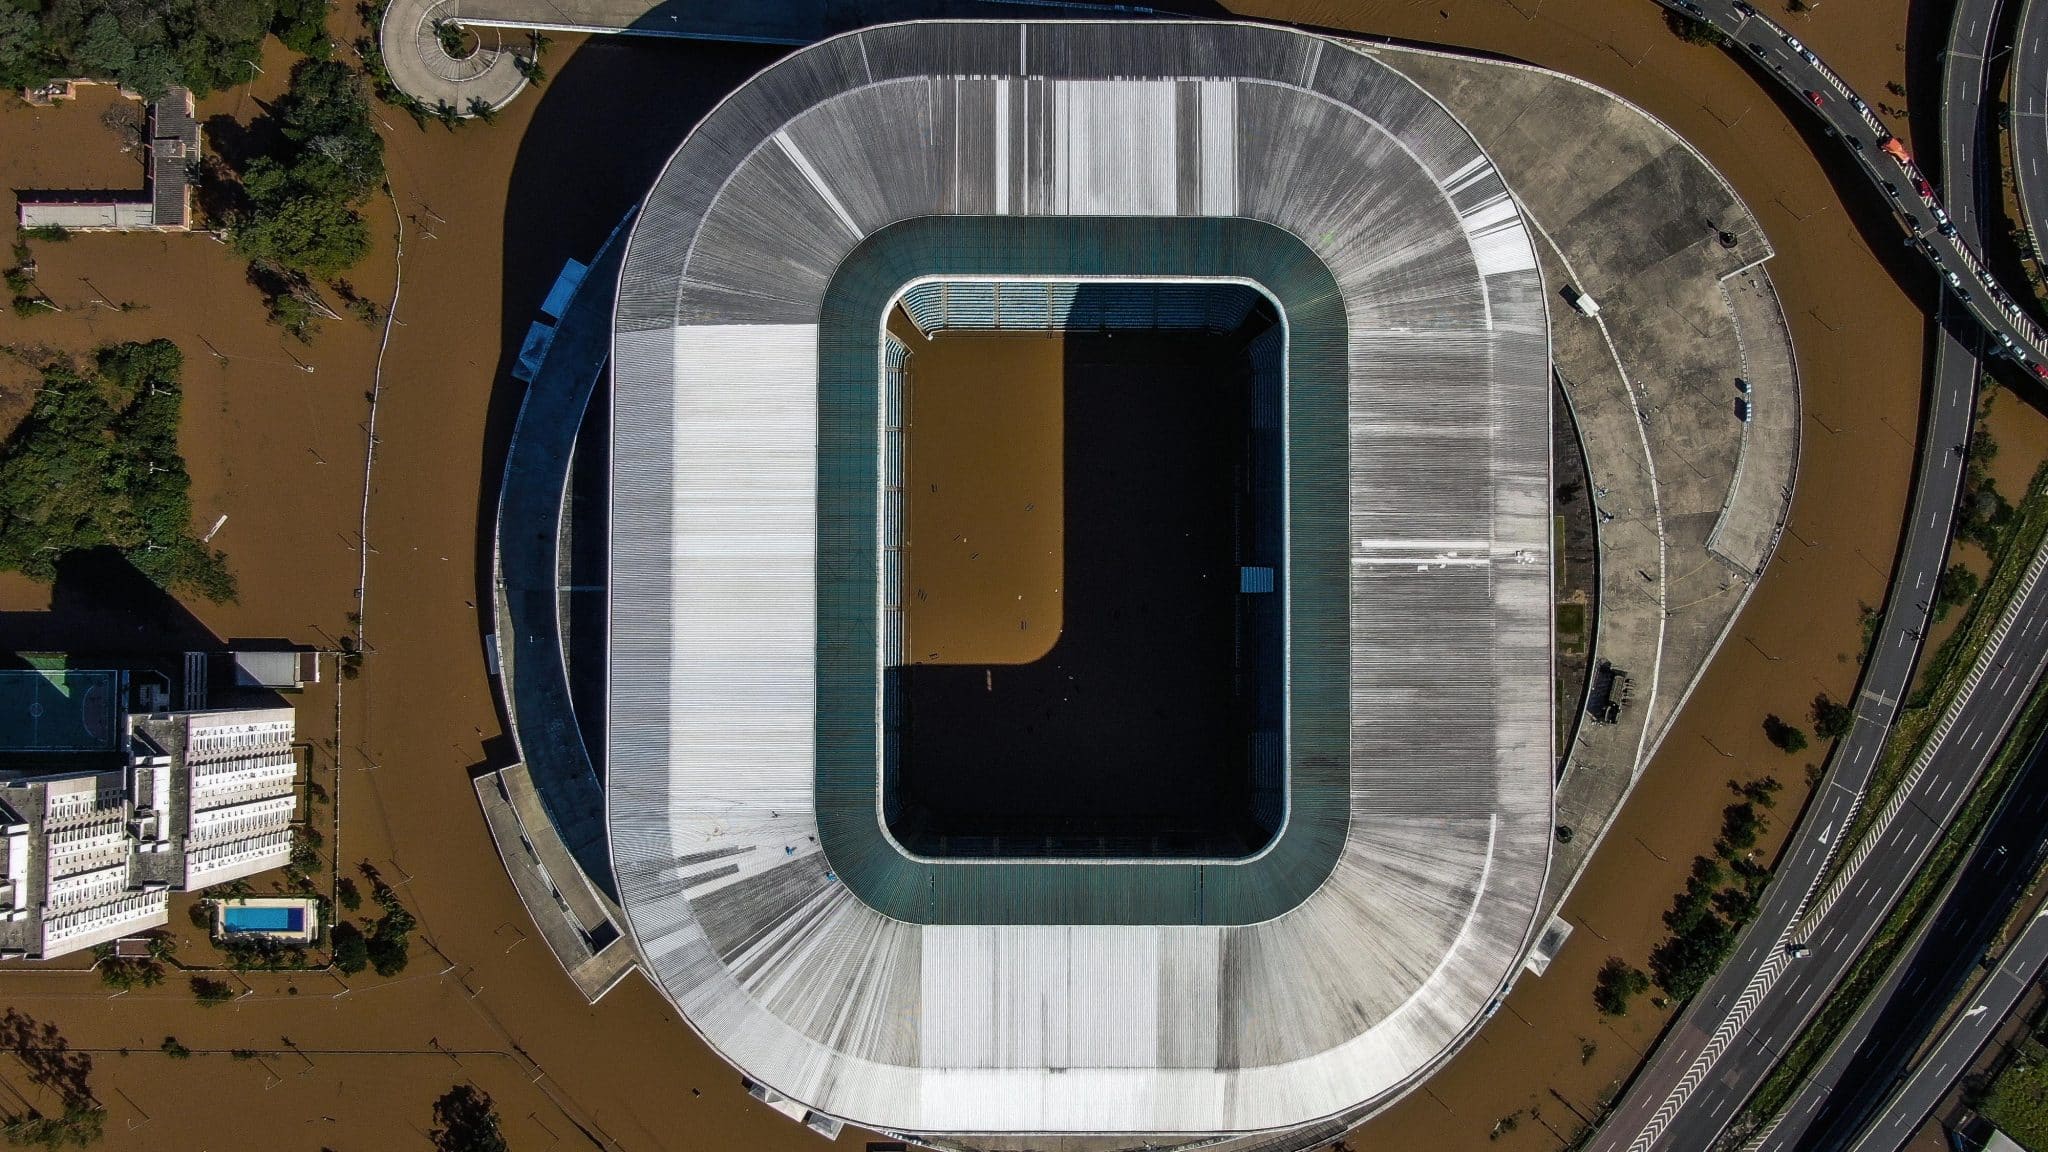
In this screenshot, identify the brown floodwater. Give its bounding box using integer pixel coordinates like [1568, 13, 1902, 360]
[0, 0, 2044, 1147]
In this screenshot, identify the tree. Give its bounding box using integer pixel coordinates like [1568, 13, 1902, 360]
[1665, 11, 1724, 45]
[1650, 909, 1735, 1000]
[331, 922, 368, 975]
[1810, 693, 1854, 742]
[430, 1084, 509, 1152]
[0, 8, 55, 92]
[271, 0, 331, 55]
[92, 944, 164, 992]
[0, 341, 235, 600]
[228, 58, 384, 288]
[1717, 802, 1766, 858]
[3, 1100, 104, 1148]
[1594, 957, 1650, 1016]
[1934, 562, 1981, 620]
[1763, 714, 1808, 754]
[190, 977, 235, 1007]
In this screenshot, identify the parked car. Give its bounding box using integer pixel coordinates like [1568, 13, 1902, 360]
[1806, 90, 1825, 106]
[1916, 178, 1934, 197]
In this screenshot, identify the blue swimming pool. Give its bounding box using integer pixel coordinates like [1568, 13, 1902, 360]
[221, 906, 303, 933]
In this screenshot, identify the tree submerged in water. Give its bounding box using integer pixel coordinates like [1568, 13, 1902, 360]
[0, 340, 235, 602]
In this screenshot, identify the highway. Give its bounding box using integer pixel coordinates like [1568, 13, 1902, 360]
[2014, 0, 2048, 267]
[1729, 1, 1998, 1144]
[1656, 2, 2044, 368]
[1844, 891, 2048, 1152]
[1584, 5, 2007, 1150]
[1768, 722, 2048, 1151]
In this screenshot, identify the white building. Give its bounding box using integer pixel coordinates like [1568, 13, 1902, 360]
[0, 706, 298, 961]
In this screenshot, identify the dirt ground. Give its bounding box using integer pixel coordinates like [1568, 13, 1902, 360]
[0, 0, 2042, 1148]
[902, 322, 1066, 667]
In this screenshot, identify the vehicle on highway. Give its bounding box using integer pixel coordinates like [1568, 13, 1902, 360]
[1941, 221, 1959, 238]
[1733, 0, 1754, 14]
[1917, 178, 1934, 198]
[1787, 943, 1810, 959]
[1883, 180, 1898, 196]
[1881, 137, 1912, 164]
[1749, 41, 1767, 56]
[1948, 270, 1964, 289]
[1807, 90, 1825, 106]
[1852, 96, 1869, 114]
[1786, 35, 1803, 51]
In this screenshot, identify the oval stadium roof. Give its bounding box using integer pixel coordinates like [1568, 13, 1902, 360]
[608, 19, 1554, 1139]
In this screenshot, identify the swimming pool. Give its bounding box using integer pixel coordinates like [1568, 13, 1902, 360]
[221, 905, 303, 933]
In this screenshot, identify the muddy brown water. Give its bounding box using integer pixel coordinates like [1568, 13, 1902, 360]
[0, 0, 2042, 1147]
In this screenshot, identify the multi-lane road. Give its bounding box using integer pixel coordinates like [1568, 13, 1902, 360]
[1664, 2, 2045, 367]
[1585, 5, 2035, 1150]
[1845, 896, 2048, 1152]
[1731, 3, 2000, 1145]
[2014, 0, 2048, 267]
[1771, 721, 2048, 1152]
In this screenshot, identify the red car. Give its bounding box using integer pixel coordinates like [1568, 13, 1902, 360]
[1807, 90, 1825, 106]
[2035, 363, 2048, 381]
[1916, 178, 1933, 198]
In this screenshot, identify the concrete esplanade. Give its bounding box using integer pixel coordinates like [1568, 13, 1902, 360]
[376, 0, 528, 116]
[606, 19, 1555, 1145]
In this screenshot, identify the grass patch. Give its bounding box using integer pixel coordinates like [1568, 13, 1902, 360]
[1559, 602, 1586, 636]
[1978, 1036, 2048, 1148]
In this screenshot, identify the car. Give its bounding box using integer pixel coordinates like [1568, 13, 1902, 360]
[1917, 178, 1934, 197]
[2000, 333, 2018, 351]
[1883, 180, 1899, 196]
[1852, 96, 1869, 114]
[1801, 49, 1820, 65]
[1948, 269, 1964, 288]
[1749, 41, 1768, 56]
[1786, 35, 1803, 51]
[1905, 213, 1921, 230]
[1848, 135, 1863, 149]
[2034, 363, 2048, 380]
[1807, 90, 1825, 106]
[1940, 221, 1959, 238]
[1787, 943, 1809, 958]
[1734, 0, 1756, 13]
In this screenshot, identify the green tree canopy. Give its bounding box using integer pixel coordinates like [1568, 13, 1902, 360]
[0, 341, 235, 601]
[431, 1085, 509, 1152]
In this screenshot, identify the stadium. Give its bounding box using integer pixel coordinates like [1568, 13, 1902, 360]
[590, 19, 1555, 1146]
